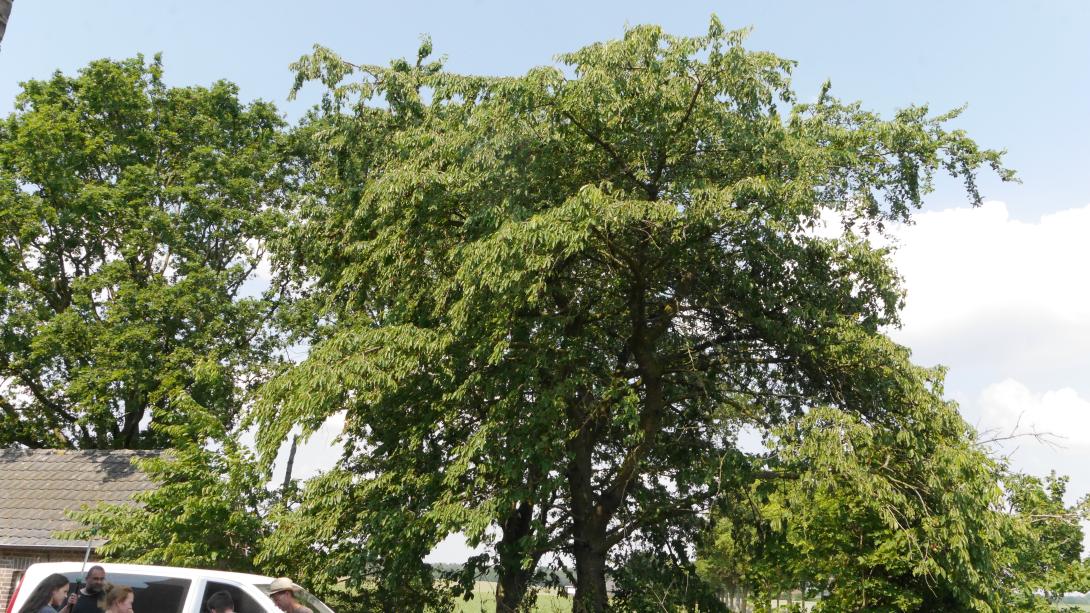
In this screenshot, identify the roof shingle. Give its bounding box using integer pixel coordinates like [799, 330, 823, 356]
[0, 448, 158, 548]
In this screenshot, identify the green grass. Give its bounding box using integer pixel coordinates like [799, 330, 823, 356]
[453, 582, 573, 613]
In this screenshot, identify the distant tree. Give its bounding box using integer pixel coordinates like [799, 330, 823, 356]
[0, 55, 288, 449]
[254, 18, 1013, 612]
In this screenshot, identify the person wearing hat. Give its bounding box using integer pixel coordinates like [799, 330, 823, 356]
[267, 578, 312, 613]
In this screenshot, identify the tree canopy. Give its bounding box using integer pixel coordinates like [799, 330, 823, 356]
[251, 17, 1023, 612]
[0, 55, 287, 448]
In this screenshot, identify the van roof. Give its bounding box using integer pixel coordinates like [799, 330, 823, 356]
[26, 561, 275, 585]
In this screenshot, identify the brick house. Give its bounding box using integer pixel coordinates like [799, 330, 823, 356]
[0, 448, 157, 607]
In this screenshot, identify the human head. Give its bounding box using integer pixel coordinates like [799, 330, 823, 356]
[268, 577, 302, 611]
[85, 565, 107, 593]
[206, 589, 235, 613]
[104, 585, 134, 613]
[17, 573, 69, 613]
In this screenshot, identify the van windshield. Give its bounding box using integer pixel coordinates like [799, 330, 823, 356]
[255, 584, 335, 613]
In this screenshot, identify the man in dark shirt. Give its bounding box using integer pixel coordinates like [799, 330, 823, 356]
[71, 565, 106, 613]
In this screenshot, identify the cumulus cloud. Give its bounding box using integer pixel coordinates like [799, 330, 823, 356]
[425, 533, 486, 564]
[245, 237, 274, 282]
[895, 202, 1090, 328]
[861, 200, 1090, 508]
[979, 379, 1090, 448]
[975, 379, 1090, 514]
[886, 201, 1090, 392]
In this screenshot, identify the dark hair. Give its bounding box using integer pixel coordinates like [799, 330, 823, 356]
[86, 565, 105, 578]
[104, 584, 133, 610]
[18, 573, 70, 613]
[206, 590, 234, 612]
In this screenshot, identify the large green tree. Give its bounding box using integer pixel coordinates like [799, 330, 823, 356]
[255, 19, 1014, 611]
[0, 55, 287, 448]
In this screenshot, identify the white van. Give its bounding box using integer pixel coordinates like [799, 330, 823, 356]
[6, 562, 335, 613]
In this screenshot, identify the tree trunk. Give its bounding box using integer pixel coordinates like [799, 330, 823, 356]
[562, 289, 667, 613]
[281, 434, 299, 491]
[571, 527, 609, 613]
[496, 500, 536, 612]
[568, 412, 610, 613]
[120, 392, 145, 447]
[496, 569, 531, 613]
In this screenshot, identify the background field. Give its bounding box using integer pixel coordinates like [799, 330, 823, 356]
[453, 582, 573, 613]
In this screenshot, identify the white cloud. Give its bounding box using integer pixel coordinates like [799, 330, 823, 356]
[815, 201, 1090, 507]
[979, 379, 1090, 447]
[245, 238, 274, 282]
[886, 201, 1090, 391]
[425, 533, 487, 565]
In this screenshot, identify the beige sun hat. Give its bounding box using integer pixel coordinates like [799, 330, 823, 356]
[268, 577, 303, 595]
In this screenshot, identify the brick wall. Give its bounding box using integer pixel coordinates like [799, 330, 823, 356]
[0, 547, 92, 608]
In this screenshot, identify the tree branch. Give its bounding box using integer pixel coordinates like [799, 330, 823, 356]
[558, 109, 651, 194]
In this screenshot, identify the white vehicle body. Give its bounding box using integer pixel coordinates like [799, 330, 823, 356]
[6, 562, 334, 613]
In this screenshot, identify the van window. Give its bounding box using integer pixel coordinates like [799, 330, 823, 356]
[201, 581, 265, 613]
[62, 572, 190, 613]
[255, 583, 334, 613]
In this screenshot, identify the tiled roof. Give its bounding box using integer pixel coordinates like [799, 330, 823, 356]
[0, 448, 158, 549]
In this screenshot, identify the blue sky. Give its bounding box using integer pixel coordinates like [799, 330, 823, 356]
[3, 1, 1088, 214]
[4, 1, 1090, 560]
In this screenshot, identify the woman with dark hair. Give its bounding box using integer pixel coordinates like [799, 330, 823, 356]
[18, 573, 77, 613]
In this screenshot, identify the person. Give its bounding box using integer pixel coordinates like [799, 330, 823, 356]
[102, 586, 133, 613]
[205, 590, 234, 613]
[72, 566, 107, 613]
[17, 572, 77, 613]
[267, 578, 312, 613]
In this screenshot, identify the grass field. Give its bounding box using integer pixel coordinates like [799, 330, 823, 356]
[453, 582, 573, 612]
